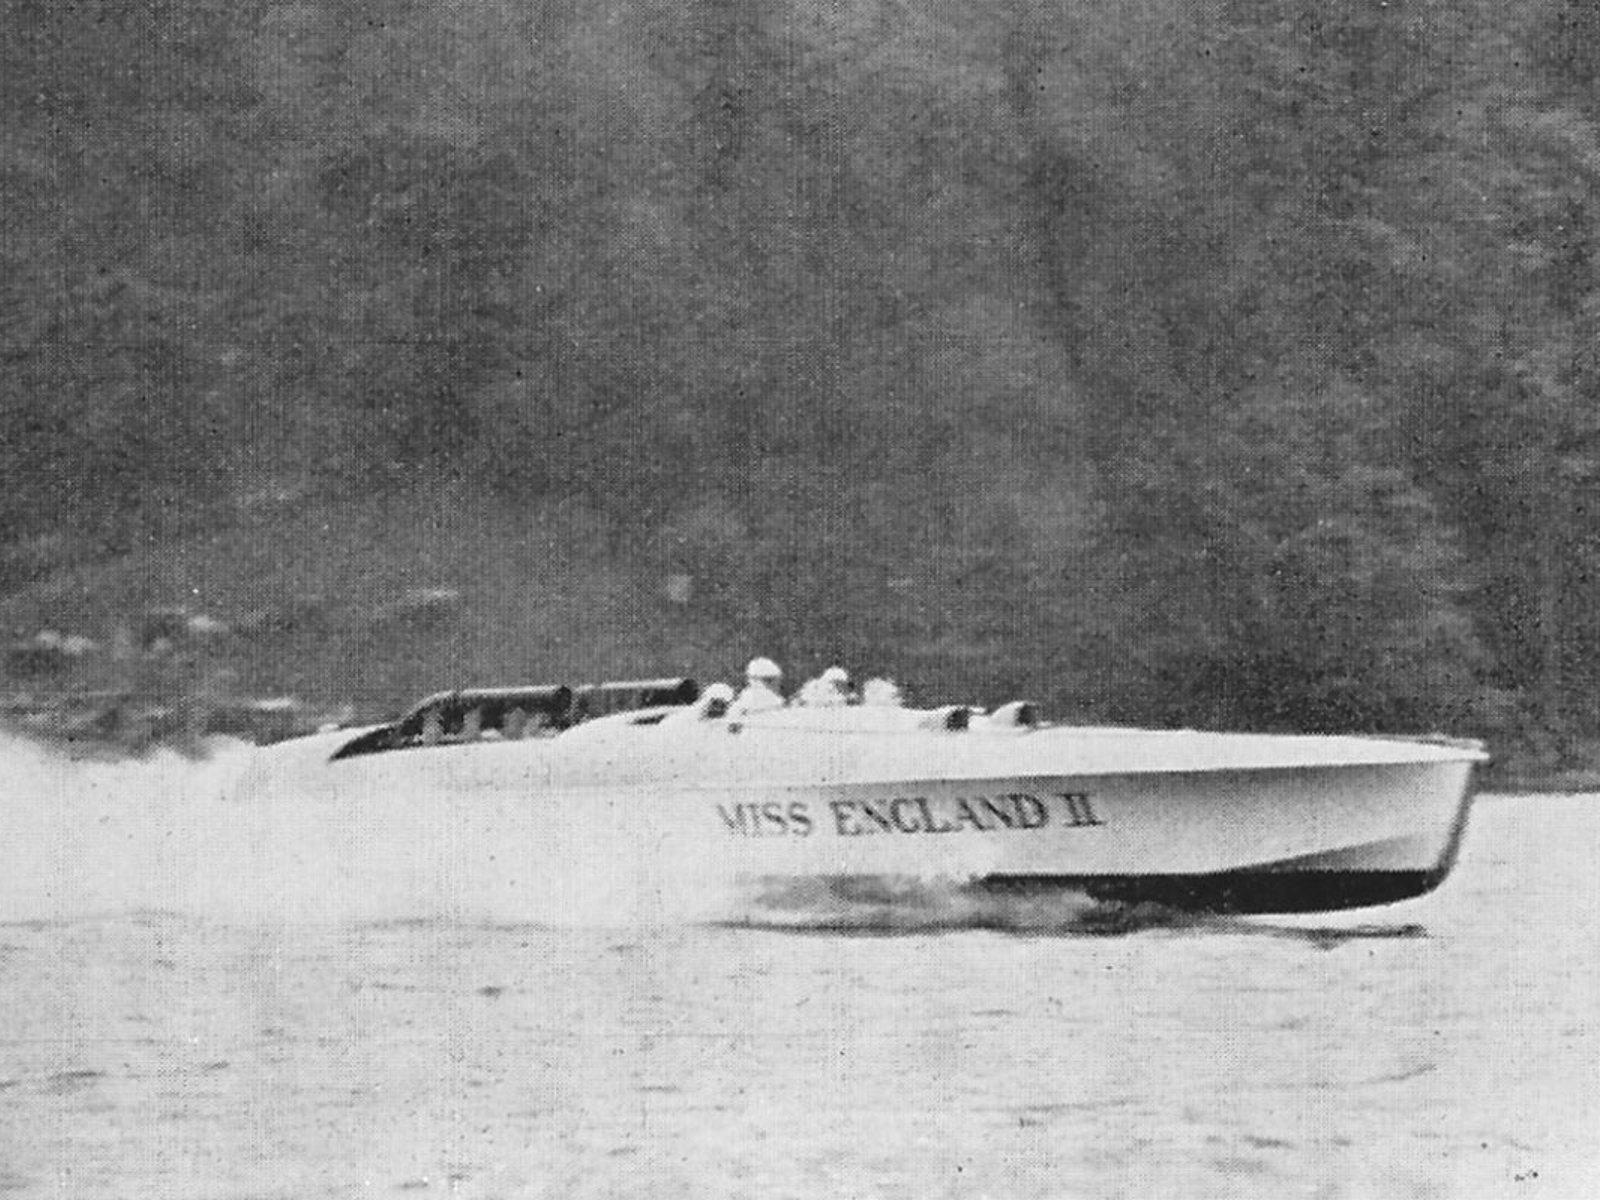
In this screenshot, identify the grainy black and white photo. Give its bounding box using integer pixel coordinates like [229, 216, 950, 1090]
[2, 1, 1597, 1196]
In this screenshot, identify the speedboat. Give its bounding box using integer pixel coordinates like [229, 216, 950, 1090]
[244, 676, 1487, 916]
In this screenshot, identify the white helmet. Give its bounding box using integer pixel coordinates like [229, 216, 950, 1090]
[746, 656, 782, 682]
[821, 665, 850, 686]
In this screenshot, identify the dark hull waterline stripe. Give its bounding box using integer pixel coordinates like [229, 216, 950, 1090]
[975, 869, 1445, 914]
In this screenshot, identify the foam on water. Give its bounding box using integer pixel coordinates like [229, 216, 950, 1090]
[0, 731, 256, 922]
[1, 731, 728, 926]
[727, 872, 1111, 931]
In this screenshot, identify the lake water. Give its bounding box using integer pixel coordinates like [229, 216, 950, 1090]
[0, 736, 1595, 1198]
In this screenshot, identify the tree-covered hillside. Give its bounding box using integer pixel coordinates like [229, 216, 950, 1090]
[5, 0, 1600, 766]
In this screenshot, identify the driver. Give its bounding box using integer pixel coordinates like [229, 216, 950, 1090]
[731, 656, 785, 716]
[797, 665, 853, 706]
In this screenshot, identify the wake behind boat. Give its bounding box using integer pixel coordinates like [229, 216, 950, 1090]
[245, 663, 1487, 916]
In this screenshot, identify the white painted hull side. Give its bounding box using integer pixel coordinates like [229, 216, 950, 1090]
[242, 722, 1482, 914]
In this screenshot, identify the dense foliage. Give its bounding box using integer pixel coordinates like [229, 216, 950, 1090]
[5, 0, 1600, 751]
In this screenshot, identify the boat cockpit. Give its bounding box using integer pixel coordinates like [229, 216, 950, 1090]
[327, 674, 1044, 763]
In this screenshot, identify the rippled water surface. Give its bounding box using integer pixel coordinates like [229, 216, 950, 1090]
[0, 740, 1595, 1197]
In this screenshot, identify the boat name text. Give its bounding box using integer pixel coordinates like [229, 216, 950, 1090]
[715, 793, 1103, 838]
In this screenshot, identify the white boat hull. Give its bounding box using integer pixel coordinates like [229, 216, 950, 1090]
[243, 716, 1483, 916]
